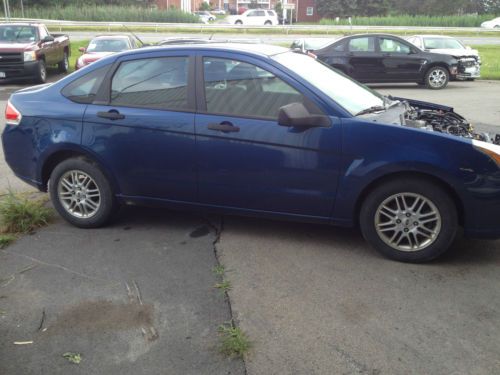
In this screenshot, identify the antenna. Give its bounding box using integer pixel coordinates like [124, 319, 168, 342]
[122, 24, 149, 47]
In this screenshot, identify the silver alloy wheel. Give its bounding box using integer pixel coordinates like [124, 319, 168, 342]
[57, 170, 101, 218]
[39, 62, 46, 81]
[63, 52, 69, 70]
[375, 193, 441, 252]
[428, 68, 447, 88]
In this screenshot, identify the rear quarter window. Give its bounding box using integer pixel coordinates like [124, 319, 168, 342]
[61, 65, 109, 104]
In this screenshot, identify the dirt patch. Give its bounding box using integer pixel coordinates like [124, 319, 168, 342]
[46, 300, 154, 335]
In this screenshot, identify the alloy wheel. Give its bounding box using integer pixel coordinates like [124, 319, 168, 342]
[428, 68, 447, 88]
[57, 170, 101, 218]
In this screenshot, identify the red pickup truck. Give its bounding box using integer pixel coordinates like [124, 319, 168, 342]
[0, 23, 70, 83]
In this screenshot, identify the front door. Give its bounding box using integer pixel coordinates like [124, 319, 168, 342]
[82, 53, 197, 201]
[194, 54, 342, 218]
[377, 36, 423, 81]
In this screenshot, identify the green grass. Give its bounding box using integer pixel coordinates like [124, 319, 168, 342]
[212, 264, 226, 277]
[319, 14, 496, 27]
[0, 234, 16, 249]
[214, 279, 231, 293]
[0, 194, 52, 234]
[473, 45, 500, 80]
[2, 5, 199, 23]
[69, 40, 89, 73]
[218, 322, 251, 357]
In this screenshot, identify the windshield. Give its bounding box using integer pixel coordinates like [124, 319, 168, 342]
[87, 39, 130, 53]
[272, 51, 384, 116]
[0, 25, 37, 43]
[423, 38, 464, 50]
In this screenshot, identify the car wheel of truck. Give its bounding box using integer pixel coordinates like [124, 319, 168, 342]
[425, 66, 449, 90]
[49, 158, 117, 228]
[359, 178, 458, 263]
[36, 60, 47, 84]
[58, 51, 69, 73]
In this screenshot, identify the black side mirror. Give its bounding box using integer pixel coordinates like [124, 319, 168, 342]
[278, 102, 330, 128]
[41, 35, 55, 43]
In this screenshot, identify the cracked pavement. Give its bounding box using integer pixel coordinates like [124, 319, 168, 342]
[2, 79, 500, 374]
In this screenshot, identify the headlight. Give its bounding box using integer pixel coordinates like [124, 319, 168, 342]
[23, 51, 36, 62]
[473, 140, 500, 167]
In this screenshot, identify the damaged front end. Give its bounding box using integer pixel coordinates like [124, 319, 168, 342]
[456, 56, 481, 80]
[372, 97, 500, 145]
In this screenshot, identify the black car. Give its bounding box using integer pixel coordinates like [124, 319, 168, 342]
[313, 34, 459, 90]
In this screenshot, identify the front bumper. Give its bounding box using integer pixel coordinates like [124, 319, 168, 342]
[0, 60, 39, 82]
[456, 60, 481, 80]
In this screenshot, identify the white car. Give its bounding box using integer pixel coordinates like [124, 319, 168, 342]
[193, 11, 216, 22]
[406, 35, 481, 80]
[226, 9, 278, 26]
[481, 17, 500, 29]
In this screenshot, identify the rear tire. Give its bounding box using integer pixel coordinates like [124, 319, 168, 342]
[235, 20, 243, 25]
[35, 60, 47, 84]
[359, 178, 458, 263]
[58, 51, 69, 73]
[49, 158, 117, 228]
[264, 21, 272, 25]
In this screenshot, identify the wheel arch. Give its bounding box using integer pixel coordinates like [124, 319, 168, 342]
[424, 62, 451, 76]
[39, 147, 121, 194]
[354, 171, 464, 227]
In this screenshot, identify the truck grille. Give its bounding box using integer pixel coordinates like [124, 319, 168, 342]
[0, 52, 23, 66]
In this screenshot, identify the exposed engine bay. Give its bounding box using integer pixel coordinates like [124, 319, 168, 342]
[368, 96, 500, 145]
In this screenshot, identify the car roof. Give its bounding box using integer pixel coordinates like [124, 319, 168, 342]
[92, 35, 131, 40]
[410, 35, 455, 39]
[127, 43, 289, 58]
[0, 23, 43, 27]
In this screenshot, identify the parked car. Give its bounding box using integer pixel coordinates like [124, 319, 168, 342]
[313, 33, 460, 89]
[3, 43, 500, 263]
[406, 35, 480, 80]
[291, 38, 337, 52]
[226, 9, 279, 25]
[481, 17, 500, 29]
[75, 35, 137, 70]
[212, 8, 226, 15]
[0, 23, 70, 83]
[193, 11, 216, 22]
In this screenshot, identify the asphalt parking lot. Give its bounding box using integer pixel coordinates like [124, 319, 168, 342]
[1, 77, 500, 374]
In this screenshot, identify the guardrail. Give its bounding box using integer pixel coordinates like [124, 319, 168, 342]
[2, 17, 500, 34]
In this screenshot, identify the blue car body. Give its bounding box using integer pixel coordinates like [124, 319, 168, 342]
[2, 44, 500, 239]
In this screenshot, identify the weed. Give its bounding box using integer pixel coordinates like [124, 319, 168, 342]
[0, 234, 16, 249]
[214, 279, 231, 293]
[0, 194, 52, 234]
[218, 322, 251, 357]
[62, 352, 82, 364]
[212, 264, 225, 277]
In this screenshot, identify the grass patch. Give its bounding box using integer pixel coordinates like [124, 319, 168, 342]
[69, 40, 89, 73]
[473, 45, 500, 80]
[0, 234, 16, 249]
[214, 279, 231, 293]
[319, 14, 495, 27]
[212, 264, 225, 277]
[0, 194, 52, 234]
[218, 322, 251, 357]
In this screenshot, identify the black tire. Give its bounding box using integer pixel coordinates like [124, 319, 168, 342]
[424, 66, 449, 90]
[235, 20, 243, 25]
[35, 59, 47, 84]
[359, 177, 458, 263]
[264, 21, 272, 25]
[49, 158, 117, 228]
[58, 51, 69, 73]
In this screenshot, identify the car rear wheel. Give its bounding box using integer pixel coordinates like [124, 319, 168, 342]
[58, 51, 69, 73]
[359, 178, 458, 262]
[425, 66, 449, 90]
[235, 20, 243, 24]
[35, 60, 47, 84]
[264, 21, 272, 25]
[49, 158, 117, 228]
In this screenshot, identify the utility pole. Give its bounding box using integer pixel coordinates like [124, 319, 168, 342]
[20, 0, 24, 18]
[3, 0, 10, 21]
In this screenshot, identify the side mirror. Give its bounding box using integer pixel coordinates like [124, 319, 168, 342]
[78, 47, 86, 53]
[41, 35, 54, 43]
[278, 102, 330, 128]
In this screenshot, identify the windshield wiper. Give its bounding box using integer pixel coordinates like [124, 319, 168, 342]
[355, 105, 387, 116]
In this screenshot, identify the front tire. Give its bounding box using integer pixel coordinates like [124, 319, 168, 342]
[264, 21, 272, 25]
[58, 51, 69, 73]
[35, 60, 47, 84]
[425, 66, 449, 90]
[49, 158, 117, 228]
[359, 178, 458, 263]
[235, 20, 243, 25]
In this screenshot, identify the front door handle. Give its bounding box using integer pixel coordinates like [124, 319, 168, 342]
[97, 110, 125, 120]
[207, 122, 240, 133]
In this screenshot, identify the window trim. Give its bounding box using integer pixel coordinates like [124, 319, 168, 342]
[93, 53, 196, 113]
[347, 36, 375, 53]
[196, 54, 328, 122]
[306, 7, 314, 16]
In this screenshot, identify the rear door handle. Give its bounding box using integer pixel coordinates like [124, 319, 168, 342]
[207, 122, 240, 133]
[97, 110, 125, 120]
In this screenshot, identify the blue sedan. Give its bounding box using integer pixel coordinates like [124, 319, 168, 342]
[3, 44, 500, 262]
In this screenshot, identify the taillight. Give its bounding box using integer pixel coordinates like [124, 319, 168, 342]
[5, 101, 22, 126]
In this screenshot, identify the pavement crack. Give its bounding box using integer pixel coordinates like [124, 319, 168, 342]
[4, 251, 121, 285]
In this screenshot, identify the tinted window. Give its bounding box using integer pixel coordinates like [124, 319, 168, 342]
[110, 57, 189, 110]
[379, 38, 411, 54]
[203, 57, 321, 119]
[348, 37, 375, 52]
[62, 65, 109, 104]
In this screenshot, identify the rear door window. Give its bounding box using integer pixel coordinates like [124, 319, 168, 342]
[348, 37, 375, 52]
[110, 56, 189, 111]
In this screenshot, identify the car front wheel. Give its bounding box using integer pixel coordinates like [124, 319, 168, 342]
[35, 60, 47, 84]
[425, 66, 449, 90]
[360, 178, 458, 262]
[49, 158, 117, 228]
[235, 20, 243, 25]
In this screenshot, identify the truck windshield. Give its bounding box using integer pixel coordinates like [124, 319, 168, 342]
[272, 51, 384, 116]
[0, 25, 37, 42]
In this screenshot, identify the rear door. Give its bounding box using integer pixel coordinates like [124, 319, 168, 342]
[81, 52, 197, 201]
[194, 53, 342, 218]
[345, 36, 382, 81]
